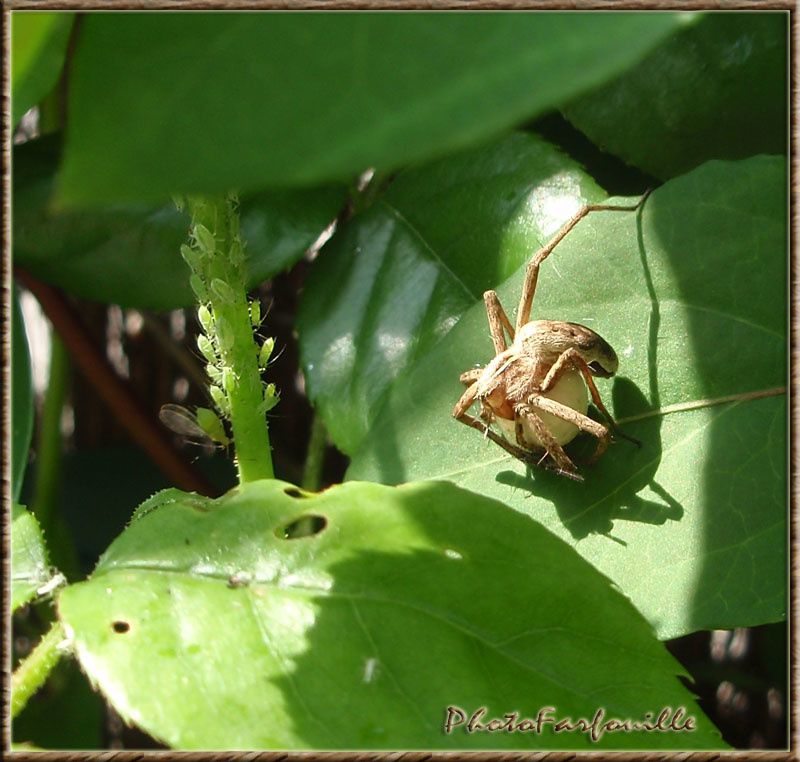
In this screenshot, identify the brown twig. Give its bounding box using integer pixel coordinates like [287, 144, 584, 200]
[15, 268, 217, 497]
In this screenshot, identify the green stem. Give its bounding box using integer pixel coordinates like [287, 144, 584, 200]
[219, 289, 274, 483]
[189, 196, 273, 483]
[11, 621, 66, 719]
[31, 334, 79, 579]
[301, 413, 327, 492]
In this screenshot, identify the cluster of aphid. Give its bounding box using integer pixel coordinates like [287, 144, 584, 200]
[193, 297, 280, 422]
[160, 196, 279, 449]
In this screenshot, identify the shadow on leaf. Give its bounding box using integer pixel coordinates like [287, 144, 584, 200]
[495, 377, 682, 541]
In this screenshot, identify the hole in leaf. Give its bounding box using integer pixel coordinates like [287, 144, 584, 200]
[284, 487, 309, 499]
[112, 620, 130, 634]
[277, 514, 328, 539]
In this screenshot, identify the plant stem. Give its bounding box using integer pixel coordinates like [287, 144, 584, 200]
[189, 196, 274, 483]
[220, 288, 274, 483]
[30, 334, 79, 579]
[11, 621, 67, 719]
[301, 413, 327, 492]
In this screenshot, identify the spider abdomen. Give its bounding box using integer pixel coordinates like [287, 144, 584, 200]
[493, 369, 588, 448]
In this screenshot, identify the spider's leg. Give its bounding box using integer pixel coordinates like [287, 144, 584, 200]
[515, 403, 581, 478]
[453, 380, 479, 418]
[583, 373, 640, 447]
[483, 290, 514, 353]
[516, 254, 544, 334]
[453, 382, 502, 437]
[456, 409, 549, 464]
[516, 190, 652, 331]
[541, 348, 640, 447]
[453, 389, 582, 481]
[527, 394, 610, 465]
[458, 368, 483, 387]
[452, 385, 570, 474]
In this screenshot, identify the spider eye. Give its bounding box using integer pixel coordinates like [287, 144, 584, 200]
[588, 360, 612, 377]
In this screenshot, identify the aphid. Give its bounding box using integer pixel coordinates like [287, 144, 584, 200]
[194, 407, 230, 447]
[197, 334, 217, 365]
[258, 337, 275, 369]
[206, 363, 223, 385]
[197, 304, 214, 334]
[452, 194, 649, 481]
[259, 383, 279, 415]
[250, 299, 261, 329]
[222, 367, 237, 395]
[159, 404, 230, 448]
[210, 278, 236, 306]
[209, 385, 230, 417]
[228, 238, 245, 268]
[189, 274, 207, 302]
[215, 315, 235, 352]
[180, 244, 204, 272]
[193, 223, 216, 254]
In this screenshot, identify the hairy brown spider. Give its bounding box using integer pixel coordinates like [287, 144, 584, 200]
[452, 194, 648, 481]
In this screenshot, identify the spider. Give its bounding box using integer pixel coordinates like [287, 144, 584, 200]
[452, 194, 649, 482]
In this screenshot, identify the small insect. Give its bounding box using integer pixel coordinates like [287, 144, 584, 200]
[452, 194, 649, 481]
[227, 571, 253, 588]
[159, 403, 231, 448]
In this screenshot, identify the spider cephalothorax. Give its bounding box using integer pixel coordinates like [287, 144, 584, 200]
[452, 196, 646, 481]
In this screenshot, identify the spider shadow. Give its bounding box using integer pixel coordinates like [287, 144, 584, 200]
[495, 377, 683, 542]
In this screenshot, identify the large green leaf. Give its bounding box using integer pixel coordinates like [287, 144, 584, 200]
[11, 12, 74, 128]
[12, 503, 53, 612]
[13, 136, 345, 310]
[299, 132, 605, 454]
[14, 137, 346, 309]
[57, 13, 692, 205]
[563, 13, 787, 180]
[349, 157, 787, 640]
[12, 285, 33, 501]
[58, 479, 722, 749]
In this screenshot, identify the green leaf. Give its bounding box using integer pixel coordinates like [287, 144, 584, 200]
[13, 136, 345, 309]
[12, 503, 53, 612]
[12, 285, 33, 502]
[11, 12, 74, 127]
[299, 132, 605, 454]
[563, 13, 787, 180]
[57, 13, 691, 205]
[349, 156, 787, 640]
[58, 479, 723, 749]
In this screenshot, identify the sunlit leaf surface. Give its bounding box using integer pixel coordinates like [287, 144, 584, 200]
[299, 133, 605, 454]
[349, 157, 787, 640]
[58, 480, 723, 749]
